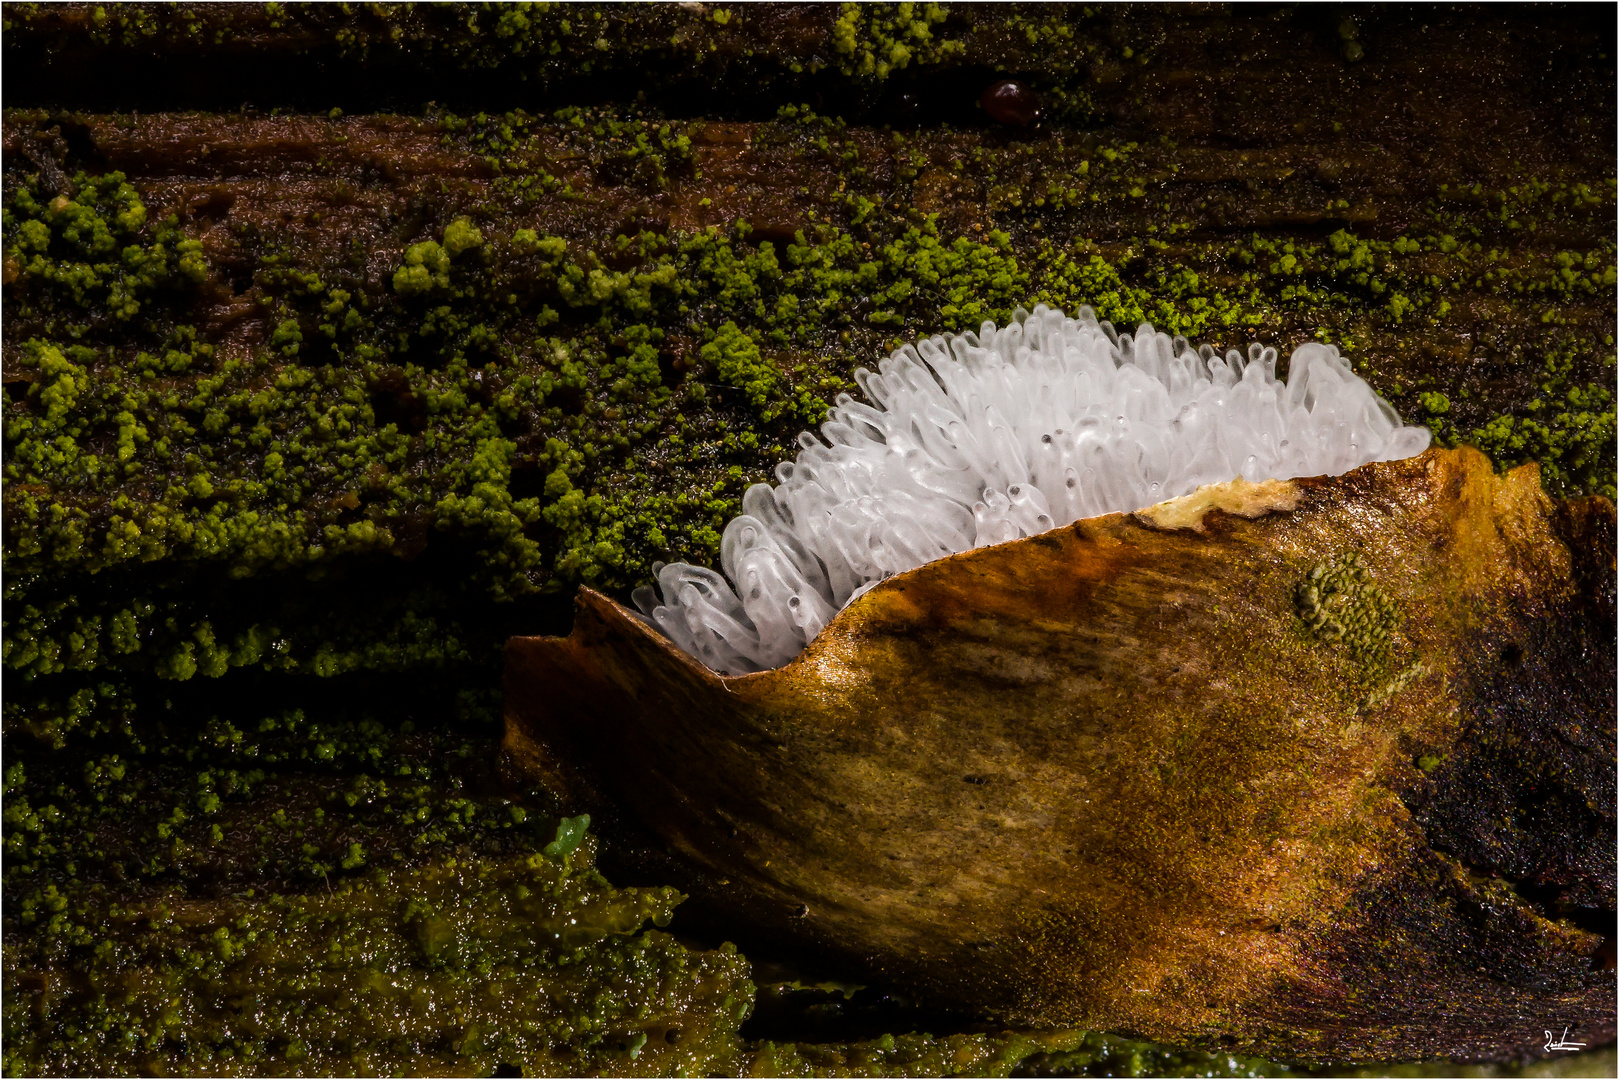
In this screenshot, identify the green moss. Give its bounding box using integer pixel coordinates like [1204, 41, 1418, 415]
[2, 847, 754, 1078]
[392, 238, 451, 294]
[831, 1, 963, 81]
[1454, 343, 1617, 501]
[441, 216, 485, 257]
[1, 170, 200, 331]
[702, 320, 780, 418]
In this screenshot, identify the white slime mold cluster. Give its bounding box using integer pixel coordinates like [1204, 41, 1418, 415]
[634, 303, 1430, 675]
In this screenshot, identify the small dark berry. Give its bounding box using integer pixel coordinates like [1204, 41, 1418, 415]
[981, 79, 1040, 126]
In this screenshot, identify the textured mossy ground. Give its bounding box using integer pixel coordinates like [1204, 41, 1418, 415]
[3, 3, 1614, 1076]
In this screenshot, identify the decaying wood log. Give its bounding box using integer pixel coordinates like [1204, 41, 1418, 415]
[506, 447, 1616, 1064]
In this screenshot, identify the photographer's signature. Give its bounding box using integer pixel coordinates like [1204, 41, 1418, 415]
[1544, 1026, 1586, 1053]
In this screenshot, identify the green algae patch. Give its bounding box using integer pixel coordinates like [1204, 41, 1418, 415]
[1295, 553, 1430, 713]
[1294, 555, 1389, 649]
[441, 217, 485, 258]
[2, 848, 754, 1077]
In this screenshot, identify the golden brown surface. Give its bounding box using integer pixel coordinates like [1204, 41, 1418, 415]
[507, 447, 1615, 1063]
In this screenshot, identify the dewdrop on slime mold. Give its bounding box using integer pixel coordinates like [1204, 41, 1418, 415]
[634, 304, 1431, 674]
